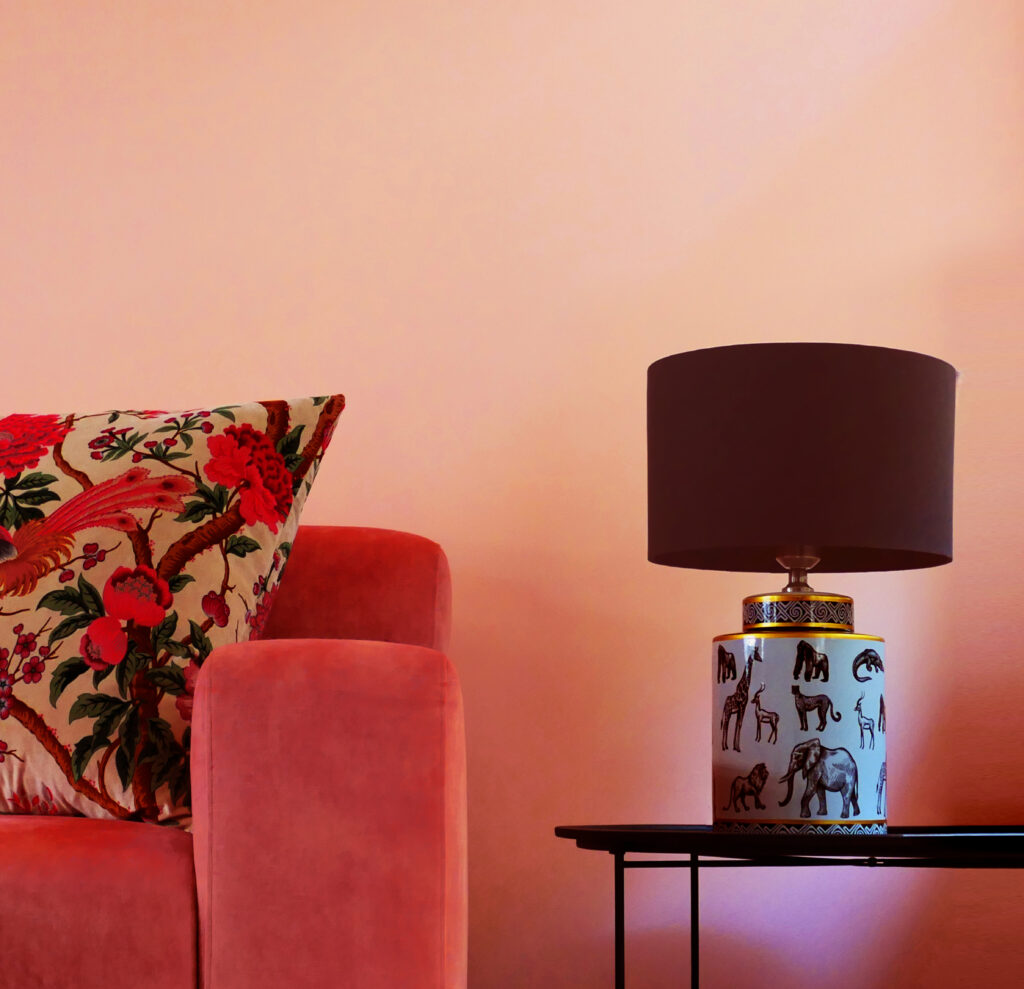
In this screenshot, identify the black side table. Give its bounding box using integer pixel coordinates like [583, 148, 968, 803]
[554, 825, 1024, 988]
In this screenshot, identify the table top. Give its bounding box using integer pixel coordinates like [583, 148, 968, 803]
[554, 825, 1024, 863]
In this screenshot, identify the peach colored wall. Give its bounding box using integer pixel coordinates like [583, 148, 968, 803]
[3, 2, 1023, 985]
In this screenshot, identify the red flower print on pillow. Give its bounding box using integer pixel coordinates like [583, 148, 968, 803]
[81, 617, 128, 670]
[0, 414, 70, 478]
[204, 433, 250, 485]
[103, 566, 173, 627]
[202, 591, 230, 628]
[175, 661, 201, 724]
[10, 785, 58, 815]
[246, 584, 279, 639]
[205, 424, 293, 532]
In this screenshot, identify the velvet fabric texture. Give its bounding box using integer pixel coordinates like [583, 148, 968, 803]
[0, 817, 196, 988]
[264, 525, 452, 652]
[0, 525, 465, 989]
[193, 526, 467, 988]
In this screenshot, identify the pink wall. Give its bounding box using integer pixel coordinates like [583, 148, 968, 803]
[4, 2, 1024, 985]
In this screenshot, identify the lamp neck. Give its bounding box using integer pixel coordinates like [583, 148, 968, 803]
[776, 552, 820, 594]
[744, 552, 854, 632]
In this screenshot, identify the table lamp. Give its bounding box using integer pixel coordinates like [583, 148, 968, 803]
[647, 343, 956, 834]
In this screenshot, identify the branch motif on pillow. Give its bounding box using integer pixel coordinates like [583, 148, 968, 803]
[0, 395, 344, 825]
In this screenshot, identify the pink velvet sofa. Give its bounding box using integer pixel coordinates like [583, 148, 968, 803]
[1, 526, 467, 989]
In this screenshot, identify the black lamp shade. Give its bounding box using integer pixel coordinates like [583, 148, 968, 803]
[647, 343, 956, 573]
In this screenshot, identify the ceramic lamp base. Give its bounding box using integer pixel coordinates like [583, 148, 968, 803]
[711, 592, 886, 834]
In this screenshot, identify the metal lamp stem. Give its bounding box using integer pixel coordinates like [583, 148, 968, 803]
[776, 552, 820, 594]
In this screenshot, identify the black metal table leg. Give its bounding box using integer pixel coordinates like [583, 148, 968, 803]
[614, 851, 625, 988]
[690, 854, 699, 987]
[558, 825, 1024, 989]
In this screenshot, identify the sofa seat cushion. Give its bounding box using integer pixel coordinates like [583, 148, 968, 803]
[0, 817, 196, 988]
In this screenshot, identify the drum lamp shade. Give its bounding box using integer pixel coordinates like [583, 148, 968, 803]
[647, 343, 956, 573]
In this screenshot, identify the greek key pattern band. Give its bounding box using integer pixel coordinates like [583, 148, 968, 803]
[743, 598, 854, 630]
[713, 821, 887, 836]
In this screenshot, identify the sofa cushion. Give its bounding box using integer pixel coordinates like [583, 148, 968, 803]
[0, 396, 344, 824]
[0, 817, 196, 988]
[263, 526, 452, 651]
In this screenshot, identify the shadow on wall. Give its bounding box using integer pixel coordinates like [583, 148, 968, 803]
[611, 918, 920, 989]
[864, 239, 1024, 985]
[870, 871, 1024, 988]
[929, 238, 1024, 824]
[565, 921, 798, 989]
[629, 926, 794, 989]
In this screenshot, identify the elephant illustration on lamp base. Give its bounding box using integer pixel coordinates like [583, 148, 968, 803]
[779, 738, 860, 819]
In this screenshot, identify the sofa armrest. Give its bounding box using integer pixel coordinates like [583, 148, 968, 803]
[191, 639, 467, 989]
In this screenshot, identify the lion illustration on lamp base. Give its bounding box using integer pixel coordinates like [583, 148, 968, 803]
[722, 763, 769, 812]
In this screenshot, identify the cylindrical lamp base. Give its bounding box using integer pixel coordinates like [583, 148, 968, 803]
[712, 623, 886, 835]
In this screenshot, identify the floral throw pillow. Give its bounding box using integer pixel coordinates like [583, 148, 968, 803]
[0, 395, 344, 825]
